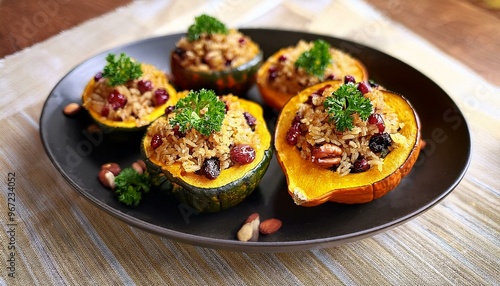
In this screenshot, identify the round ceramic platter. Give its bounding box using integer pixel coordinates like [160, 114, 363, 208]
[40, 29, 471, 252]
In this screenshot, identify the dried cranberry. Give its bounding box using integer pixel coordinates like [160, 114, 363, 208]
[351, 157, 370, 173]
[101, 105, 110, 117]
[325, 74, 335, 80]
[286, 125, 301, 145]
[108, 90, 127, 110]
[368, 113, 385, 133]
[278, 55, 287, 62]
[165, 105, 175, 115]
[312, 84, 332, 96]
[225, 59, 233, 67]
[173, 47, 186, 58]
[230, 144, 256, 165]
[291, 114, 302, 126]
[202, 157, 220, 179]
[138, 80, 153, 94]
[357, 81, 371, 94]
[369, 132, 392, 153]
[344, 75, 356, 84]
[305, 94, 318, 105]
[153, 88, 169, 106]
[94, 72, 103, 82]
[172, 125, 185, 138]
[150, 133, 163, 149]
[243, 112, 257, 128]
[238, 37, 246, 44]
[268, 66, 279, 81]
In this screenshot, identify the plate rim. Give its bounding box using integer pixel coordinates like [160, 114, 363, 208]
[39, 28, 472, 252]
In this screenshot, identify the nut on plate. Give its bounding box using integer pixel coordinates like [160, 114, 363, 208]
[237, 213, 260, 242]
[98, 169, 115, 189]
[259, 218, 282, 235]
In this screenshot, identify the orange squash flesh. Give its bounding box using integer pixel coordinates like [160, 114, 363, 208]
[274, 81, 422, 206]
[257, 47, 368, 110]
[145, 97, 272, 189]
[170, 48, 263, 96]
[141, 96, 273, 212]
[82, 64, 178, 132]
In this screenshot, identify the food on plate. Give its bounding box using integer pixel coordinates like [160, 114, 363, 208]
[170, 14, 263, 95]
[82, 53, 177, 133]
[63, 102, 82, 116]
[141, 89, 272, 213]
[98, 161, 151, 207]
[274, 79, 421, 206]
[257, 39, 368, 109]
[113, 167, 151, 207]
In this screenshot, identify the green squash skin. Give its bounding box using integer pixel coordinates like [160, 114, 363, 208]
[140, 139, 173, 191]
[87, 119, 150, 143]
[170, 148, 272, 213]
[170, 51, 263, 96]
[142, 136, 273, 213]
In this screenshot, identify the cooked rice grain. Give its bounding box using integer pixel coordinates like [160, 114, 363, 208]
[175, 29, 260, 72]
[295, 86, 406, 176]
[146, 95, 260, 173]
[83, 63, 170, 126]
[264, 40, 363, 95]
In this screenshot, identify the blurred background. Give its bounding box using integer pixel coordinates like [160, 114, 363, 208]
[1, 0, 499, 85]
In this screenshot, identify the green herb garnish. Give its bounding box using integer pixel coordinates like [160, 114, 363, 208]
[187, 14, 228, 41]
[170, 89, 226, 136]
[324, 83, 373, 132]
[295, 39, 332, 79]
[102, 53, 143, 86]
[114, 168, 151, 207]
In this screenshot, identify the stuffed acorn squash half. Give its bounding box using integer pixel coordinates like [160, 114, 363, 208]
[141, 89, 272, 213]
[82, 53, 177, 133]
[257, 39, 368, 110]
[170, 14, 262, 95]
[274, 79, 421, 206]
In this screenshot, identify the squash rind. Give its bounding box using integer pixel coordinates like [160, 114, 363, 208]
[170, 50, 263, 96]
[168, 148, 272, 212]
[274, 81, 421, 206]
[257, 47, 368, 110]
[81, 66, 178, 133]
[141, 96, 272, 213]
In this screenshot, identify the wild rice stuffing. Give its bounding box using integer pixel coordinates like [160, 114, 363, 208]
[83, 63, 171, 127]
[174, 29, 260, 72]
[145, 94, 260, 173]
[265, 40, 363, 95]
[293, 85, 406, 176]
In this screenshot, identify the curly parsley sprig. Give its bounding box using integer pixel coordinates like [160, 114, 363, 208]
[114, 168, 151, 207]
[324, 83, 373, 132]
[169, 89, 226, 136]
[295, 39, 332, 79]
[187, 14, 228, 41]
[102, 53, 143, 86]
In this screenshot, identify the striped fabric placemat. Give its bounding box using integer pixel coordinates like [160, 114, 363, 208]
[0, 0, 498, 285]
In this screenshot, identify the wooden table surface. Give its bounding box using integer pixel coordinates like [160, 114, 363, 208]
[1, 0, 499, 86]
[1, 1, 498, 284]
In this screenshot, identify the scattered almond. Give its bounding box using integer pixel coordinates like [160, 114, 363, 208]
[135, 159, 147, 171]
[98, 169, 115, 189]
[237, 223, 254, 242]
[237, 213, 260, 242]
[87, 123, 101, 135]
[245, 212, 260, 224]
[259, 218, 282, 235]
[131, 162, 144, 175]
[63, 103, 81, 116]
[101, 162, 121, 176]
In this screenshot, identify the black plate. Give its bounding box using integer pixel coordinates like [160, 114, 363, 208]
[40, 29, 471, 252]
